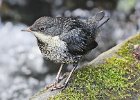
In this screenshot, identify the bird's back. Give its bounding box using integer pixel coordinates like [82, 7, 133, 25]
[59, 11, 109, 55]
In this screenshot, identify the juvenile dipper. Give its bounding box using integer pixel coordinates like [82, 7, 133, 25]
[22, 11, 109, 90]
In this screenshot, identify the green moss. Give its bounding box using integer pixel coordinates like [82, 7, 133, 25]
[49, 34, 140, 100]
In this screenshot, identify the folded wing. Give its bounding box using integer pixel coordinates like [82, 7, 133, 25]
[60, 11, 109, 55]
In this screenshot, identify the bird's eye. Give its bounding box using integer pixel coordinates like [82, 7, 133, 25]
[39, 27, 45, 31]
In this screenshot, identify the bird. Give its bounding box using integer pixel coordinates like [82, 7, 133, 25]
[22, 11, 109, 91]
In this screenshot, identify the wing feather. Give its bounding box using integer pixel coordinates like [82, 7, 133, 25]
[60, 28, 98, 55]
[60, 11, 109, 55]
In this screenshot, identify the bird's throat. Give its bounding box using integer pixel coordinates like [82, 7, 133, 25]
[33, 32, 67, 49]
[33, 32, 52, 43]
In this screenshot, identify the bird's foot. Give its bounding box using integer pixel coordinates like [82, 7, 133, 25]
[50, 73, 69, 91]
[45, 82, 57, 90]
[45, 82, 65, 91]
[50, 84, 64, 91]
[45, 73, 69, 90]
[50, 83, 67, 91]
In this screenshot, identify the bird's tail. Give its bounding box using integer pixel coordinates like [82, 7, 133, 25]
[87, 11, 110, 29]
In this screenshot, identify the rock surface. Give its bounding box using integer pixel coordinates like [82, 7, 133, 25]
[31, 33, 140, 100]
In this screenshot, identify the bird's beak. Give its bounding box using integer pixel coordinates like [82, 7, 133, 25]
[21, 27, 32, 32]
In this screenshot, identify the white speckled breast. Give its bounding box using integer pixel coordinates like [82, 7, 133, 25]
[34, 32, 75, 63]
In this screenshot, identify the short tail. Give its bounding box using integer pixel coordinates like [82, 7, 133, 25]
[87, 11, 110, 28]
[96, 11, 110, 28]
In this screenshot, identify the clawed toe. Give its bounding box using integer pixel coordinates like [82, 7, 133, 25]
[45, 82, 57, 90]
[45, 74, 68, 90]
[50, 84, 66, 91]
[51, 85, 62, 91]
[45, 81, 65, 91]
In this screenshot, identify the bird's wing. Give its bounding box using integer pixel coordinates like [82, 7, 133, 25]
[60, 28, 98, 55]
[60, 11, 109, 55]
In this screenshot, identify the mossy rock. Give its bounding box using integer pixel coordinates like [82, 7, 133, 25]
[31, 33, 140, 100]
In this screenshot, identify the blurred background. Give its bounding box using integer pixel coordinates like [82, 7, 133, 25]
[0, 0, 140, 100]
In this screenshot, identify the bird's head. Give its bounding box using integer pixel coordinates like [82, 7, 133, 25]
[22, 17, 57, 38]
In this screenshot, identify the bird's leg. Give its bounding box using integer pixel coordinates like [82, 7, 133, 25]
[58, 72, 69, 81]
[62, 63, 78, 88]
[51, 63, 78, 91]
[55, 64, 64, 83]
[46, 64, 63, 89]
